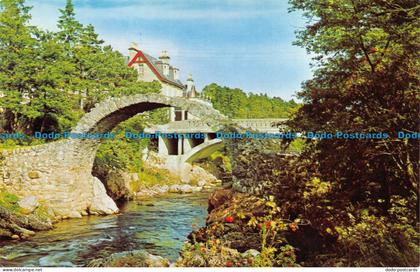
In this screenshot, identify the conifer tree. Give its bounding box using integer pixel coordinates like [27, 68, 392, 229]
[0, 0, 38, 131]
[57, 0, 83, 47]
[55, 0, 146, 112]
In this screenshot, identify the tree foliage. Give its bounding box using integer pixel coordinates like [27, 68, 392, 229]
[280, 0, 420, 266]
[0, 0, 157, 135]
[203, 83, 298, 118]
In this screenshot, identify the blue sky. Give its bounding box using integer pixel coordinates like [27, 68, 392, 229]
[27, 0, 312, 100]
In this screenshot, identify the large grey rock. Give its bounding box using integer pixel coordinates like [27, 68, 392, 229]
[169, 184, 180, 193]
[178, 184, 194, 193]
[242, 249, 260, 258]
[155, 185, 169, 193]
[89, 177, 119, 215]
[101, 171, 133, 200]
[18, 196, 39, 214]
[0, 206, 52, 239]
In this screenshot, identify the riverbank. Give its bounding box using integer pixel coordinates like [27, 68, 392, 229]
[176, 188, 300, 267]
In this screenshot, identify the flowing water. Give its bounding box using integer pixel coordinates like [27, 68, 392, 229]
[0, 192, 209, 267]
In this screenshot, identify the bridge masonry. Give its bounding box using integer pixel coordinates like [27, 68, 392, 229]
[0, 139, 117, 219]
[0, 93, 224, 219]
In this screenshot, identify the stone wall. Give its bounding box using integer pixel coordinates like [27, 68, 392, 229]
[0, 139, 118, 219]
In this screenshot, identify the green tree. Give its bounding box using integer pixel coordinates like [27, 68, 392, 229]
[203, 83, 294, 118]
[0, 0, 37, 132]
[0, 0, 81, 134]
[30, 31, 81, 132]
[56, 0, 143, 112]
[56, 0, 83, 47]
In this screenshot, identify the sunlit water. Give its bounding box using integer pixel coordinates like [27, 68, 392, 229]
[0, 193, 209, 267]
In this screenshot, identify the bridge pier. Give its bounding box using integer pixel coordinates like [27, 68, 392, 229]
[0, 139, 119, 219]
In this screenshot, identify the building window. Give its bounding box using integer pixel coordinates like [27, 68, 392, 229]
[137, 64, 144, 76]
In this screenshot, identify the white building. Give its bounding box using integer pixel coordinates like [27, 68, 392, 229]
[127, 43, 207, 121]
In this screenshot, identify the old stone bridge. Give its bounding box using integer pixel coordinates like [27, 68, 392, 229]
[0, 93, 225, 218]
[0, 93, 286, 219]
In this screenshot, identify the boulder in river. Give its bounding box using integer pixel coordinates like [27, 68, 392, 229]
[88, 250, 170, 267]
[0, 206, 52, 239]
[88, 177, 119, 215]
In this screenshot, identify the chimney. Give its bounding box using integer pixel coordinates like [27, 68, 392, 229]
[129, 42, 139, 59]
[173, 67, 179, 80]
[159, 50, 170, 64]
[187, 73, 194, 86]
[159, 51, 170, 76]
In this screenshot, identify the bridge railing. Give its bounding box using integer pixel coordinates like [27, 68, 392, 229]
[146, 118, 288, 133]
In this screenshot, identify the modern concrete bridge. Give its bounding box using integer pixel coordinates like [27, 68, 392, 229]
[145, 118, 287, 164]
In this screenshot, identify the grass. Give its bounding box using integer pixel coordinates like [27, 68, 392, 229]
[130, 166, 182, 192]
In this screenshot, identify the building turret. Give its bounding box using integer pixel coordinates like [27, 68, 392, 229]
[159, 50, 170, 64]
[186, 74, 198, 98]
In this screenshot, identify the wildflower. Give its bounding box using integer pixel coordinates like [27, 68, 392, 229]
[226, 260, 234, 267]
[224, 216, 234, 223]
[289, 223, 298, 232]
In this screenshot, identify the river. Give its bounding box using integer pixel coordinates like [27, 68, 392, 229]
[0, 192, 209, 267]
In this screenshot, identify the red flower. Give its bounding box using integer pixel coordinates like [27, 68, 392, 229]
[224, 216, 234, 223]
[258, 221, 271, 229]
[226, 260, 234, 267]
[289, 223, 298, 232]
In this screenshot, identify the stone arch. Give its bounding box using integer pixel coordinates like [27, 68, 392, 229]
[70, 93, 225, 172]
[0, 92, 225, 218]
[72, 93, 223, 134]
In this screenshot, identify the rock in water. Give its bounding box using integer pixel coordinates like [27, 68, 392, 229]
[89, 177, 119, 215]
[88, 250, 170, 267]
[0, 206, 52, 239]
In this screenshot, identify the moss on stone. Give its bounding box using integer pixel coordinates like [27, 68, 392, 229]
[33, 204, 52, 221]
[0, 190, 22, 214]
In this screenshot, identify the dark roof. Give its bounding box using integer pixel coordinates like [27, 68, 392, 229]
[143, 53, 184, 88]
[128, 48, 185, 89]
